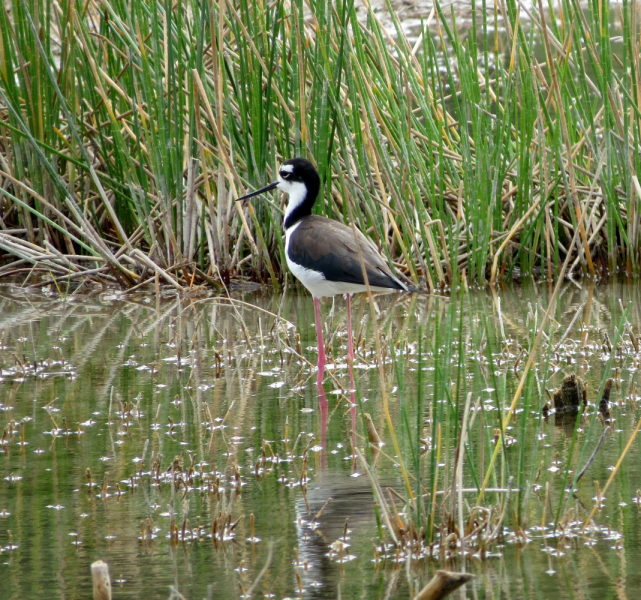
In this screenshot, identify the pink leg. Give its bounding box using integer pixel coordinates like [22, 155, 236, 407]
[346, 293, 355, 392]
[346, 294, 357, 470]
[317, 381, 328, 470]
[314, 297, 326, 384]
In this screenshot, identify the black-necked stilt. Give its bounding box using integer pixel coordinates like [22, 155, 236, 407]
[237, 157, 419, 382]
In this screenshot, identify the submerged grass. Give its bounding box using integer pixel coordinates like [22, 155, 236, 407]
[0, 0, 639, 288]
[358, 281, 641, 564]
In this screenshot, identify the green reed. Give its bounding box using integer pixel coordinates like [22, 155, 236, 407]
[0, 0, 639, 287]
[362, 285, 641, 556]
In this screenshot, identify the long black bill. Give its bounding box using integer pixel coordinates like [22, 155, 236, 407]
[236, 181, 278, 201]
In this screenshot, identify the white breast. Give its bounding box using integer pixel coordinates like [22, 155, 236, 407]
[285, 222, 327, 296]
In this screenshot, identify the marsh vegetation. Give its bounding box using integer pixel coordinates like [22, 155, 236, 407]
[2, 281, 641, 598]
[1, 0, 640, 288]
[2, 1, 641, 599]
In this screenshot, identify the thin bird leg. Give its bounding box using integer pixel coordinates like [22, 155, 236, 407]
[314, 297, 326, 384]
[346, 293, 355, 392]
[346, 293, 357, 467]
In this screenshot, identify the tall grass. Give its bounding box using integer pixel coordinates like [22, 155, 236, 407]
[360, 281, 641, 562]
[0, 0, 639, 288]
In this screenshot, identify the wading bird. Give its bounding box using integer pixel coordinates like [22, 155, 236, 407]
[237, 158, 419, 382]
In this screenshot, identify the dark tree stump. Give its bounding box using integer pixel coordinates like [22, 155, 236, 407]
[553, 373, 585, 414]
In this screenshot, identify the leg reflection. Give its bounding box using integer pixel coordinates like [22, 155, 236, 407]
[317, 381, 328, 470]
[346, 293, 355, 392]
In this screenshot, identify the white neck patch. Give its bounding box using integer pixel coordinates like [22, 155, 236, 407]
[278, 178, 308, 227]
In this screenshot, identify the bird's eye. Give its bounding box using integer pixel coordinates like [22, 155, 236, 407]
[280, 172, 290, 180]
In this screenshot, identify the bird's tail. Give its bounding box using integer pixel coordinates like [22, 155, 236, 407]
[403, 282, 426, 294]
[387, 270, 425, 295]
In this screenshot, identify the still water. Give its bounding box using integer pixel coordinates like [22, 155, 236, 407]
[1, 280, 641, 599]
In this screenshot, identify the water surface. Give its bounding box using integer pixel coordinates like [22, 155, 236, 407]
[1, 281, 641, 599]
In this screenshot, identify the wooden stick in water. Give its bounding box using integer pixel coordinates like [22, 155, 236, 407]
[415, 570, 473, 600]
[91, 560, 112, 600]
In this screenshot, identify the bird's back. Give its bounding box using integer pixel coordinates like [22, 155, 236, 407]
[286, 215, 407, 292]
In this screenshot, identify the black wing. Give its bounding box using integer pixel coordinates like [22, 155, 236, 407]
[288, 216, 406, 290]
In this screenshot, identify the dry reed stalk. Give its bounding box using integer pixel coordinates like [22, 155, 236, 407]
[355, 447, 399, 546]
[538, 0, 595, 274]
[129, 249, 184, 292]
[582, 417, 641, 531]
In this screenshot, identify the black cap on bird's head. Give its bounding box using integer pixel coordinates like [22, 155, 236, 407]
[277, 158, 320, 189]
[236, 157, 320, 202]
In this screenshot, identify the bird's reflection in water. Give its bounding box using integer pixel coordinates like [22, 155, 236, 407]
[294, 377, 374, 599]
